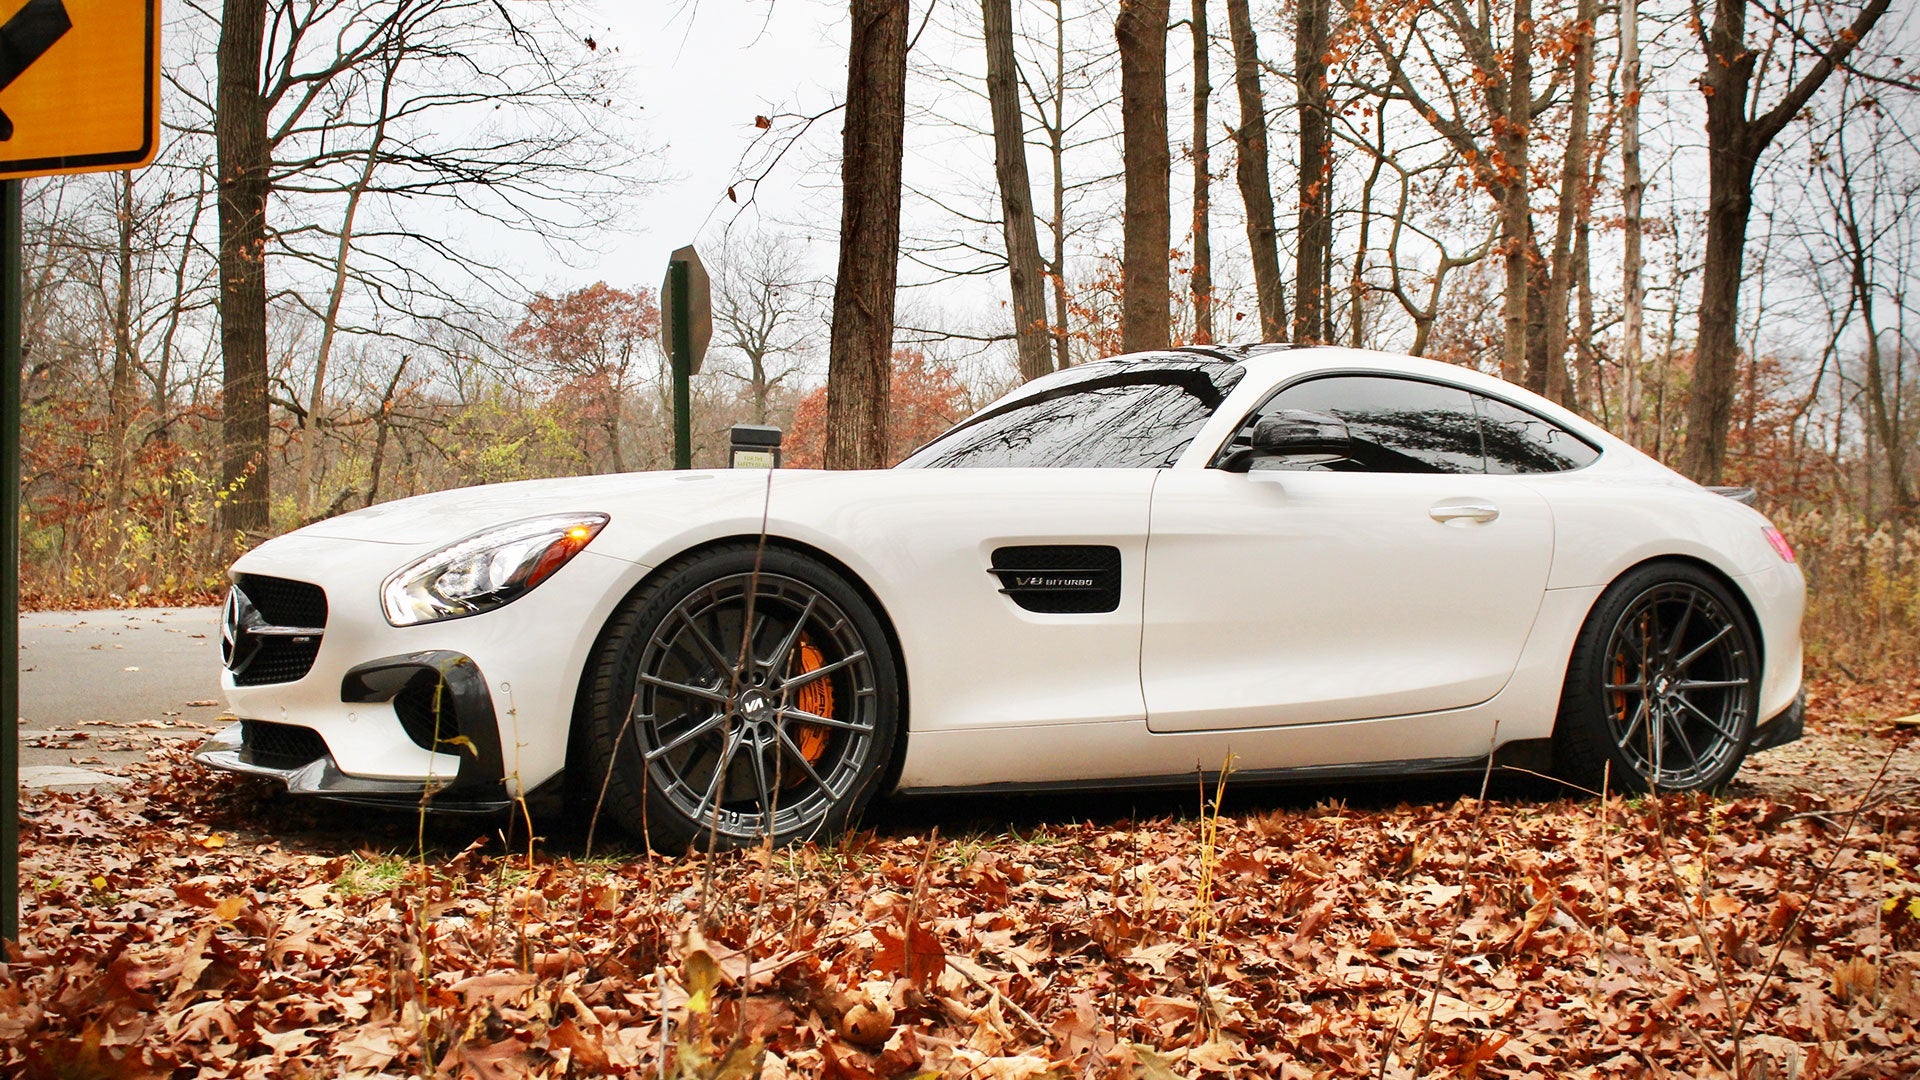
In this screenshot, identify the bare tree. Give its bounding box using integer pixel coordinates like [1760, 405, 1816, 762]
[1116, 0, 1172, 351]
[217, 0, 272, 535]
[984, 0, 1054, 379]
[203, 0, 637, 522]
[1806, 75, 1918, 519]
[1187, 0, 1214, 344]
[1345, 0, 1556, 383]
[299, 46, 397, 512]
[1540, 0, 1596, 410]
[712, 230, 818, 424]
[1679, 0, 1892, 484]
[1294, 0, 1333, 343]
[1619, 0, 1645, 443]
[1226, 0, 1285, 341]
[825, 0, 911, 469]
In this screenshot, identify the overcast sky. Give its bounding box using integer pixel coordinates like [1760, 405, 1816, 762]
[562, 1, 851, 291]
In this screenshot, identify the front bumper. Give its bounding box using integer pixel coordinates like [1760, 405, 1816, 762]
[204, 531, 644, 801]
[195, 650, 514, 813]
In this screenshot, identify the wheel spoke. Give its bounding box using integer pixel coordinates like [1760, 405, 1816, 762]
[677, 609, 733, 672]
[776, 727, 835, 795]
[645, 711, 731, 762]
[777, 706, 872, 733]
[691, 729, 742, 822]
[1662, 591, 1697, 660]
[638, 672, 730, 704]
[1605, 681, 1647, 693]
[732, 611, 771, 670]
[1675, 677, 1750, 691]
[1661, 709, 1703, 773]
[765, 594, 818, 674]
[1673, 623, 1733, 671]
[1613, 698, 1649, 751]
[1675, 694, 1742, 743]
[748, 741, 776, 832]
[778, 650, 867, 692]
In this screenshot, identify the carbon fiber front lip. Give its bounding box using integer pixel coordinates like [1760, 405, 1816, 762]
[193, 722, 509, 813]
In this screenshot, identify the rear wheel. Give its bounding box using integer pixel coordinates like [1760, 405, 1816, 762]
[1554, 562, 1759, 793]
[580, 545, 899, 850]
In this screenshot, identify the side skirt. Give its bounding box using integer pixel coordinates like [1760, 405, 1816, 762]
[895, 739, 1557, 798]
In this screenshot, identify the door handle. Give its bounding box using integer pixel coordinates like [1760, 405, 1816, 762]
[1430, 501, 1500, 525]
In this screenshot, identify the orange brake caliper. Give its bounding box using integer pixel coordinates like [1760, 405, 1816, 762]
[1612, 653, 1631, 726]
[787, 638, 835, 777]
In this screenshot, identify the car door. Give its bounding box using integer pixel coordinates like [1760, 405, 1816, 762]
[869, 358, 1245, 734]
[1142, 374, 1555, 734]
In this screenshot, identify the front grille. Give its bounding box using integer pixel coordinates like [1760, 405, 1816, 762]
[234, 638, 324, 686]
[394, 673, 459, 752]
[236, 574, 327, 628]
[239, 719, 328, 770]
[226, 575, 328, 687]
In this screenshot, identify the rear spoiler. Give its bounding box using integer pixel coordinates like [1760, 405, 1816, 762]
[1707, 485, 1757, 506]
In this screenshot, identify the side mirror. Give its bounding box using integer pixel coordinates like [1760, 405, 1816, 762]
[1220, 409, 1350, 472]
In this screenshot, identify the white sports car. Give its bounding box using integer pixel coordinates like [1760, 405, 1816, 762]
[198, 345, 1806, 848]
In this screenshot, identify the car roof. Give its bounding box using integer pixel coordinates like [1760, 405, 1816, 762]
[1150, 342, 1597, 428]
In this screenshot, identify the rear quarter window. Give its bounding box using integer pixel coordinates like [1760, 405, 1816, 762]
[1475, 394, 1600, 473]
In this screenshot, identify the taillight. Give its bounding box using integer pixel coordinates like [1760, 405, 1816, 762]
[1762, 525, 1796, 563]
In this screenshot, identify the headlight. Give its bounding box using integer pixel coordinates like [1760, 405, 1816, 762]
[381, 513, 609, 626]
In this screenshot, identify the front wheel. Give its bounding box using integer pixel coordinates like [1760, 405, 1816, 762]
[580, 545, 900, 850]
[1553, 562, 1759, 794]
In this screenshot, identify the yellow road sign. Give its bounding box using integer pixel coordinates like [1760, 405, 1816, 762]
[0, 0, 159, 180]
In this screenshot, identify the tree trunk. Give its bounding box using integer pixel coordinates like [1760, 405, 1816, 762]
[1116, 0, 1172, 352]
[1540, 0, 1594, 409]
[1349, 111, 1385, 348]
[108, 172, 138, 508]
[1498, 0, 1531, 386]
[217, 0, 271, 535]
[983, 0, 1053, 380]
[1293, 0, 1331, 343]
[302, 63, 395, 514]
[1619, 0, 1644, 442]
[825, 0, 910, 469]
[1841, 176, 1915, 518]
[1574, 190, 1599, 415]
[1048, 0, 1070, 371]
[366, 355, 409, 508]
[1226, 0, 1284, 340]
[1680, 0, 1890, 483]
[1189, 0, 1213, 344]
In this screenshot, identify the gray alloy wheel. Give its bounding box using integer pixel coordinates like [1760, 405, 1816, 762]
[581, 544, 899, 850]
[1554, 562, 1759, 793]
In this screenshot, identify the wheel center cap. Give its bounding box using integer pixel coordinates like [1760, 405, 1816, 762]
[739, 690, 772, 721]
[1654, 674, 1673, 696]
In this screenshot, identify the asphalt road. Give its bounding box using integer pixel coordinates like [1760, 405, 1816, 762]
[15, 606, 226, 790]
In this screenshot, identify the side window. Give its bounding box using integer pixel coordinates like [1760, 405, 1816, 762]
[1475, 394, 1599, 473]
[1236, 375, 1485, 473]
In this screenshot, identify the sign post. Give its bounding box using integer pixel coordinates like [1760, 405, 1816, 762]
[659, 245, 711, 470]
[1, 0, 163, 944]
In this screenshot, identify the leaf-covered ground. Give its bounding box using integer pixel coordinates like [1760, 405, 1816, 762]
[5, 675, 1917, 1079]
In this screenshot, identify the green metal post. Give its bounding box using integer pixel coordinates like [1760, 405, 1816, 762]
[668, 258, 692, 470]
[2, 178, 22, 943]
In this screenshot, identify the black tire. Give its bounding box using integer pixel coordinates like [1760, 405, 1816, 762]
[578, 544, 899, 851]
[1553, 561, 1759, 794]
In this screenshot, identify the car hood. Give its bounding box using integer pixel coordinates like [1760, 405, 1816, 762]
[295, 470, 832, 546]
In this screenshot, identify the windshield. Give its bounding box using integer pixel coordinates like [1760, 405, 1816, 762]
[896, 359, 1244, 469]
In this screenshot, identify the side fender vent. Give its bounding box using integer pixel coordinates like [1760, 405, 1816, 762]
[990, 545, 1122, 614]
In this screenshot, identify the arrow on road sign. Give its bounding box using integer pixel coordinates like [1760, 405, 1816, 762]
[0, 0, 72, 140]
